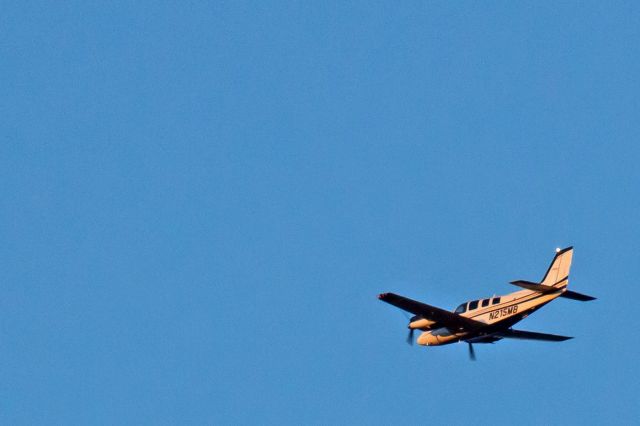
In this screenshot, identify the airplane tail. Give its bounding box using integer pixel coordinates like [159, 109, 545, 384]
[541, 246, 573, 288]
[510, 246, 596, 301]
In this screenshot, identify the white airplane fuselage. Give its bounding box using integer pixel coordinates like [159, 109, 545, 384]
[414, 288, 561, 346]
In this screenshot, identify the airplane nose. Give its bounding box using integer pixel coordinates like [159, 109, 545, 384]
[417, 332, 441, 346]
[417, 333, 431, 346]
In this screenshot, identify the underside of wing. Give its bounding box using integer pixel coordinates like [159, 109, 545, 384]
[496, 329, 573, 342]
[378, 292, 485, 332]
[464, 335, 503, 344]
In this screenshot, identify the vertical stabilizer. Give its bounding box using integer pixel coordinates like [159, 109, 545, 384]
[540, 247, 573, 288]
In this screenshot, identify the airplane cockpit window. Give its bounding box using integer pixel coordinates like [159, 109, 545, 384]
[469, 300, 479, 310]
[454, 303, 467, 313]
[492, 297, 501, 305]
[481, 299, 490, 307]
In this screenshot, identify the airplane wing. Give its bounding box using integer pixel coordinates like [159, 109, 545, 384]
[495, 329, 573, 342]
[378, 292, 485, 332]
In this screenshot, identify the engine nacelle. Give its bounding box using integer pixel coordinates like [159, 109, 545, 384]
[409, 317, 436, 330]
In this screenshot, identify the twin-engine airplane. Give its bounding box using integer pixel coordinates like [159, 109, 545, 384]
[378, 247, 594, 360]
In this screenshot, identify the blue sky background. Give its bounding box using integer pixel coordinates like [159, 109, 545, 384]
[2, 1, 639, 424]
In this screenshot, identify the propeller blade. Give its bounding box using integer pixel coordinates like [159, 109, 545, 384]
[406, 328, 414, 345]
[468, 342, 476, 361]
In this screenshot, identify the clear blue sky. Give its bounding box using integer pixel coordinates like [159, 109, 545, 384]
[2, 2, 639, 424]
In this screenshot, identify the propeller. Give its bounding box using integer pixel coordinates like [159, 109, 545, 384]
[468, 342, 476, 361]
[401, 312, 415, 345]
[406, 327, 414, 345]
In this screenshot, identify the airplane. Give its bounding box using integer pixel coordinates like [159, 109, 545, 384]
[378, 246, 595, 360]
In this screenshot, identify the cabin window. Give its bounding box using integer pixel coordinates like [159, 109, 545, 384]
[492, 297, 501, 305]
[469, 300, 479, 310]
[454, 303, 467, 313]
[481, 299, 490, 307]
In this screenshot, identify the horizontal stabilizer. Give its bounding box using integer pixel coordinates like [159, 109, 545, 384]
[560, 290, 596, 301]
[497, 329, 573, 342]
[509, 280, 561, 294]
